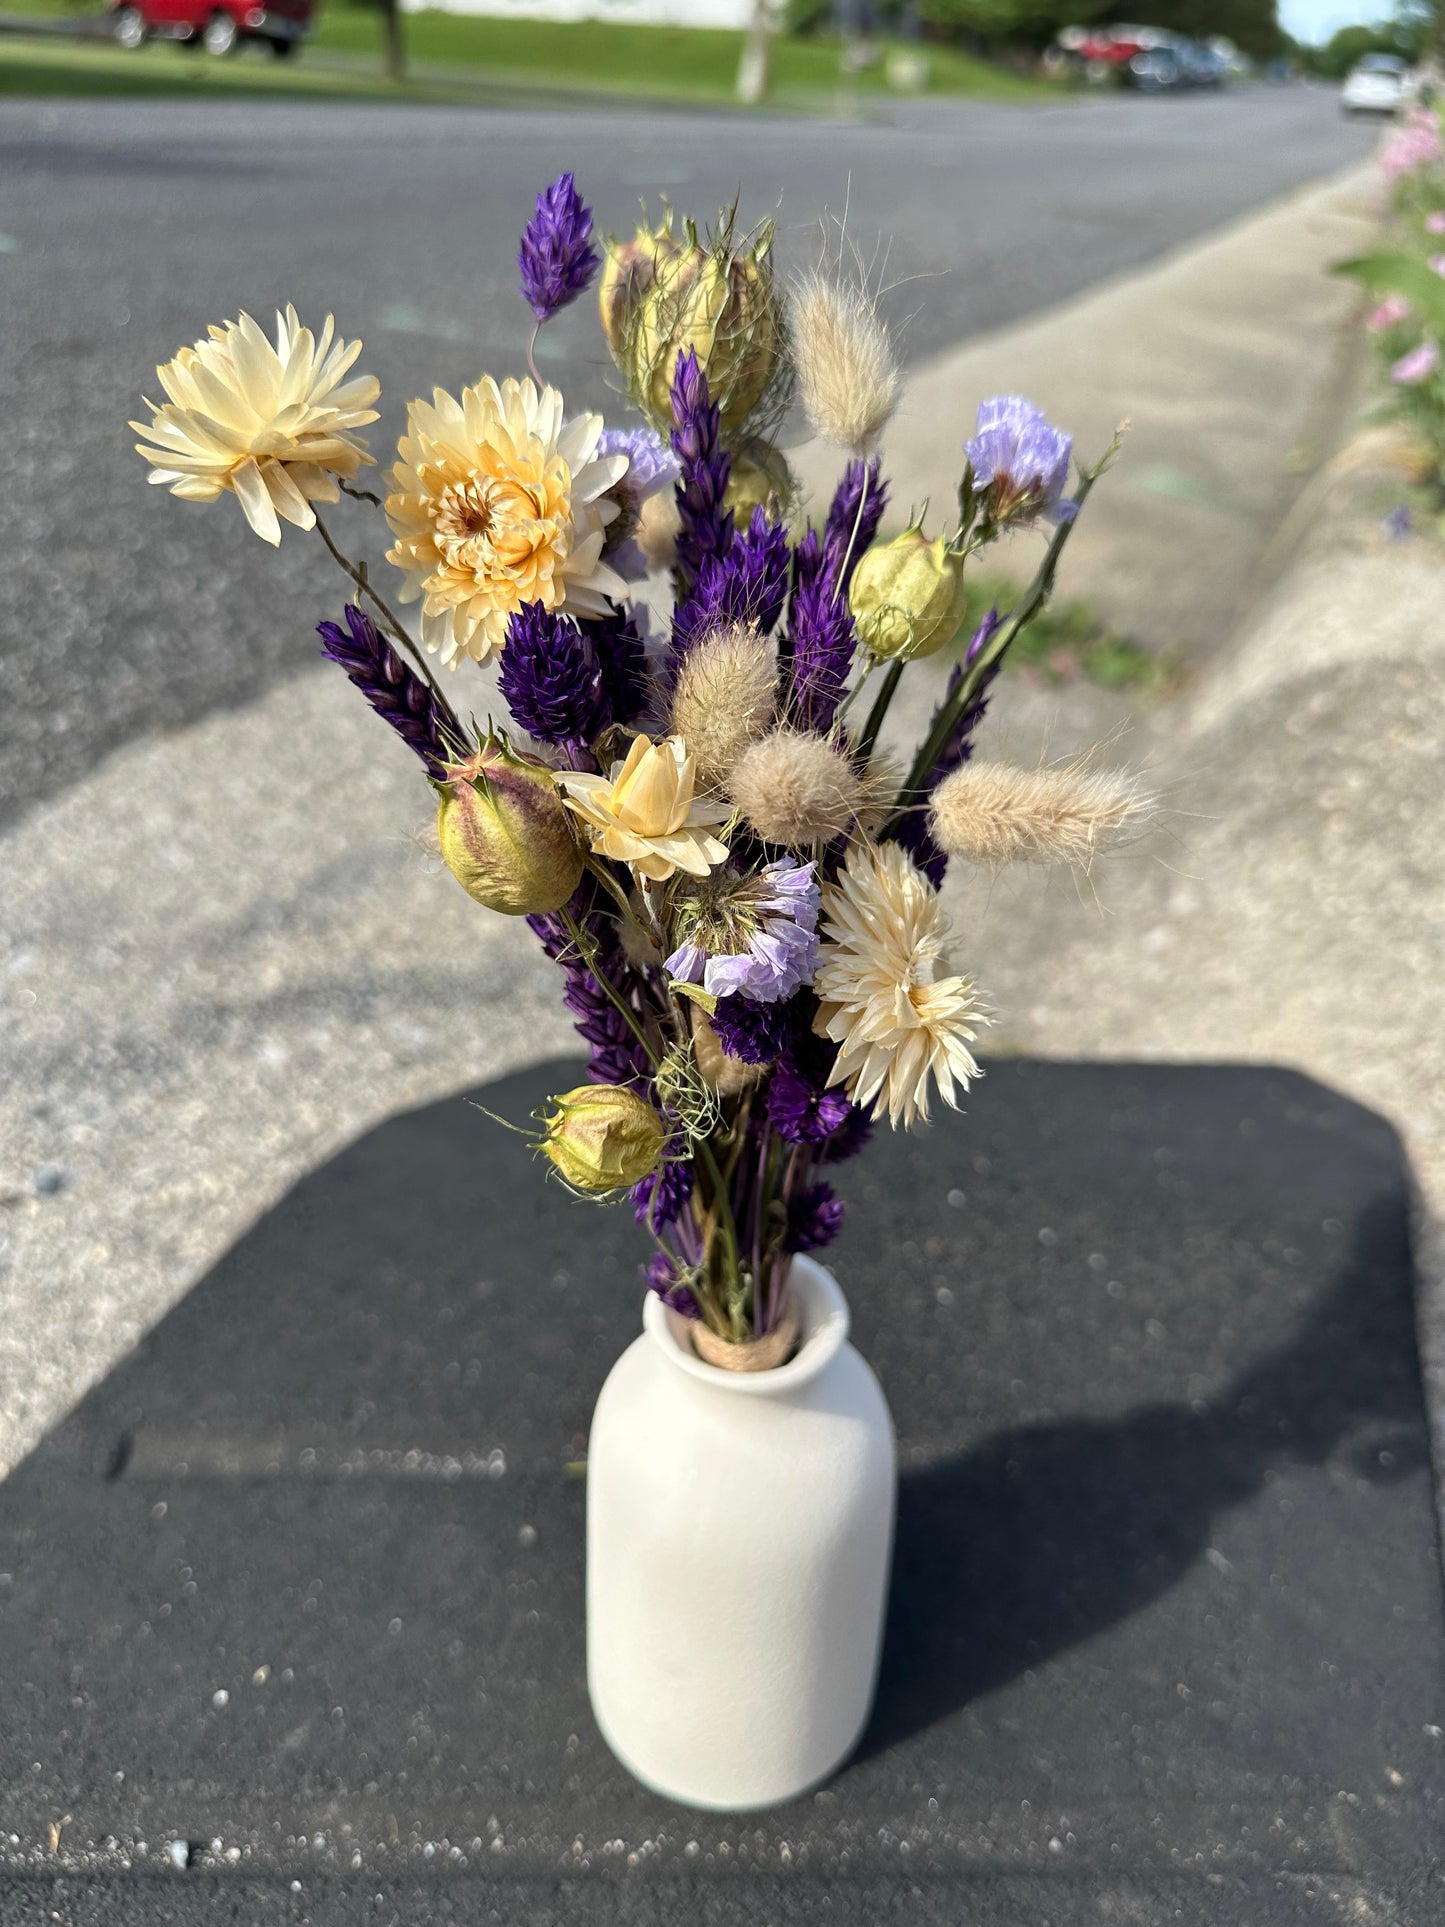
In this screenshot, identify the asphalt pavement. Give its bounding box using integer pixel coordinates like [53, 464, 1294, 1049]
[0, 85, 1374, 820]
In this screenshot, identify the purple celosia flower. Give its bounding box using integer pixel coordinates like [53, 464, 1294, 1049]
[670, 347, 734, 591]
[518, 172, 599, 324]
[817, 1101, 874, 1165]
[499, 602, 605, 751]
[786, 1182, 845, 1254]
[784, 555, 858, 734]
[966, 395, 1076, 527]
[710, 990, 807, 1065]
[671, 506, 792, 667]
[597, 424, 681, 580]
[579, 603, 650, 728]
[645, 1250, 700, 1319]
[665, 861, 820, 1004]
[890, 610, 1000, 888]
[767, 1063, 853, 1145]
[632, 1152, 693, 1232]
[821, 455, 888, 594]
[317, 604, 455, 780]
[1392, 340, 1440, 385]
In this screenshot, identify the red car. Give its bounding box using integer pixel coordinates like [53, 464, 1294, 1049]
[109, 0, 312, 58]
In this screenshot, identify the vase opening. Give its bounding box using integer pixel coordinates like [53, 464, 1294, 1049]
[690, 1293, 801, 1373]
[643, 1254, 851, 1399]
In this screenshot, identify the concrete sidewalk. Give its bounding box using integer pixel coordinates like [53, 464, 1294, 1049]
[0, 152, 1427, 1494]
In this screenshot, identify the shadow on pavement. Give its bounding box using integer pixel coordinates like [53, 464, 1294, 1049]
[0, 1056, 1440, 1913]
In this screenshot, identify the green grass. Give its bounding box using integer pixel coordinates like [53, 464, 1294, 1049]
[959, 570, 1181, 697]
[0, 8, 1047, 106]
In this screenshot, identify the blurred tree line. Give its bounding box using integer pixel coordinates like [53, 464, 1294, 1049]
[1299, 0, 1443, 72]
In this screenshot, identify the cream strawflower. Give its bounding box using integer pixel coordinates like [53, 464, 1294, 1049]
[558, 735, 730, 883]
[131, 307, 380, 546]
[384, 376, 629, 668]
[814, 841, 988, 1130]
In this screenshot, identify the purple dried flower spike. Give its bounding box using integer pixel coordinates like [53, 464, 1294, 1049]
[669, 347, 733, 591]
[580, 604, 650, 728]
[767, 1063, 853, 1145]
[632, 1153, 693, 1232]
[499, 602, 605, 752]
[528, 885, 651, 1090]
[645, 1250, 700, 1319]
[709, 991, 805, 1066]
[518, 172, 599, 324]
[891, 609, 1000, 888]
[671, 507, 791, 667]
[786, 1182, 844, 1254]
[966, 396, 1076, 527]
[317, 604, 453, 779]
[822, 456, 888, 593]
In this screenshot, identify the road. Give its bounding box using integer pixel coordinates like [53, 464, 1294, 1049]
[0, 86, 1374, 820]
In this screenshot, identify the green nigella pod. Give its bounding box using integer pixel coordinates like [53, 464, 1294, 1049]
[848, 525, 969, 662]
[436, 736, 584, 917]
[542, 1084, 667, 1193]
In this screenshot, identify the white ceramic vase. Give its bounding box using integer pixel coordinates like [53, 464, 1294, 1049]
[586, 1255, 897, 1811]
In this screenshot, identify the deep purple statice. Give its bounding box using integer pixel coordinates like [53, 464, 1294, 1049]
[710, 990, 807, 1066]
[890, 609, 1000, 887]
[318, 604, 454, 780]
[632, 1153, 693, 1232]
[786, 1182, 845, 1254]
[669, 347, 734, 592]
[821, 456, 888, 594]
[499, 602, 605, 751]
[518, 172, 599, 324]
[670, 506, 791, 667]
[580, 603, 650, 728]
[965, 396, 1076, 527]
[528, 885, 651, 1090]
[645, 1250, 700, 1319]
[767, 1063, 853, 1145]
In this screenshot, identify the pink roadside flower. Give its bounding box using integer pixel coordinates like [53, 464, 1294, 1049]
[1391, 340, 1441, 384]
[1431, 255, 1445, 277]
[1368, 293, 1412, 331]
[1381, 109, 1444, 183]
[1428, 211, 1445, 234]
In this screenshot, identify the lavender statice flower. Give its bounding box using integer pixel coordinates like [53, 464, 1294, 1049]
[518, 172, 599, 324]
[597, 424, 681, 579]
[821, 456, 888, 594]
[670, 347, 734, 591]
[665, 861, 820, 1004]
[766, 1061, 853, 1145]
[710, 990, 807, 1065]
[889, 612, 1001, 888]
[785, 1182, 844, 1254]
[318, 604, 454, 779]
[966, 396, 1076, 527]
[671, 506, 791, 666]
[528, 886, 651, 1089]
[499, 602, 605, 752]
[645, 1250, 700, 1319]
[580, 603, 650, 728]
[632, 1152, 693, 1231]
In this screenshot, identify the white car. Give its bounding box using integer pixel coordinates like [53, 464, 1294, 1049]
[1342, 54, 1412, 115]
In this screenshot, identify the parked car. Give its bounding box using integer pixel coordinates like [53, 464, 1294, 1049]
[109, 0, 312, 57]
[1341, 53, 1411, 115]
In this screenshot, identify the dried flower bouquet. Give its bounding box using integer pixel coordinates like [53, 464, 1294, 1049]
[132, 174, 1147, 1355]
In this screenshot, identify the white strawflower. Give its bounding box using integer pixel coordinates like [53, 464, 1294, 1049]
[384, 376, 629, 668]
[131, 306, 380, 546]
[814, 841, 988, 1130]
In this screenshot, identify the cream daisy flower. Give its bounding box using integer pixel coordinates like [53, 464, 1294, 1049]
[557, 735, 730, 884]
[813, 841, 988, 1130]
[384, 376, 630, 668]
[131, 307, 380, 547]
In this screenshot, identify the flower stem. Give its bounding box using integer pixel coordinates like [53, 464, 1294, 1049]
[856, 656, 903, 762]
[527, 321, 543, 388]
[830, 460, 870, 610]
[558, 908, 661, 1071]
[311, 511, 455, 720]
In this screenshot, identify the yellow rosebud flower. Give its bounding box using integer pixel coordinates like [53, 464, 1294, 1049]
[542, 1085, 667, 1193]
[437, 736, 584, 916]
[557, 734, 730, 883]
[848, 526, 968, 662]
